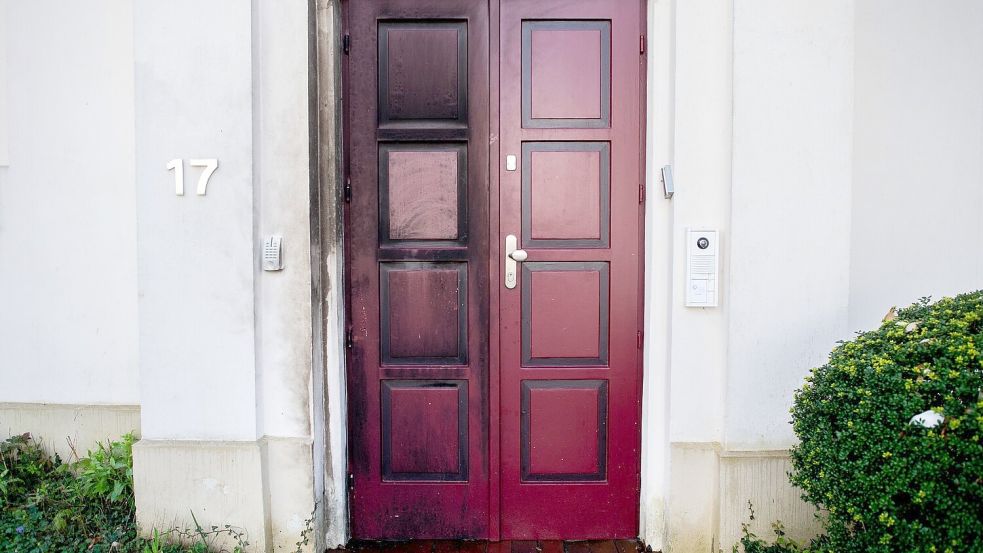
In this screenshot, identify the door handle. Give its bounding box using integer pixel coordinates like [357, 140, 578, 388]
[504, 234, 527, 289]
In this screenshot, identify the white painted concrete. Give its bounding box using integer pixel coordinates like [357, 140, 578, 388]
[650, 0, 735, 550]
[849, 0, 983, 332]
[726, 0, 855, 450]
[666, 0, 733, 447]
[132, 0, 322, 548]
[639, 0, 674, 548]
[134, 0, 259, 441]
[0, 0, 7, 166]
[0, 1, 138, 405]
[254, 0, 314, 447]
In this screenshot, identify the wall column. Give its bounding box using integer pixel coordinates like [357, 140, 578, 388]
[131, 2, 320, 550]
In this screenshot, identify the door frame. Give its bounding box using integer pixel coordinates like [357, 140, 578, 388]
[309, 0, 351, 548]
[313, 0, 652, 543]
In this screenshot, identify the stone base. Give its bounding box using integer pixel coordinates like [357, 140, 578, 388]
[0, 402, 140, 460]
[133, 437, 316, 552]
[719, 450, 822, 550]
[666, 443, 823, 552]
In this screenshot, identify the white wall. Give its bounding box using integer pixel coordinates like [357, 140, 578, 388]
[0, 1, 8, 166]
[254, 0, 314, 445]
[726, 0, 855, 450]
[134, 1, 259, 441]
[639, 0, 674, 547]
[0, 0, 138, 405]
[131, 2, 322, 548]
[666, 0, 733, 448]
[850, 0, 983, 332]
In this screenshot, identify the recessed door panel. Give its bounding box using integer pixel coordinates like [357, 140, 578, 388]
[378, 21, 468, 127]
[522, 20, 612, 128]
[523, 142, 611, 248]
[521, 380, 608, 481]
[380, 144, 467, 245]
[381, 262, 467, 364]
[522, 262, 610, 365]
[382, 380, 469, 481]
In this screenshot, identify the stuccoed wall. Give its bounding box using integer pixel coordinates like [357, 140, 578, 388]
[649, 1, 983, 551]
[131, 0, 325, 550]
[850, 0, 983, 331]
[0, 1, 139, 407]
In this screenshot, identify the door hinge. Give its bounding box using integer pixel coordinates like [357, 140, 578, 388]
[637, 330, 644, 349]
[639, 183, 646, 203]
[347, 473, 355, 493]
[345, 327, 354, 349]
[343, 34, 351, 55]
[344, 177, 352, 203]
[640, 34, 646, 55]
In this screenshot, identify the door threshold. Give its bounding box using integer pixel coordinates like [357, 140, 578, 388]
[330, 539, 648, 553]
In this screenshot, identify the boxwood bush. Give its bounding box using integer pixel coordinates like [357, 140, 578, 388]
[789, 292, 983, 552]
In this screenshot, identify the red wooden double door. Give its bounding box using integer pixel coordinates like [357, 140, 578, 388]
[343, 0, 645, 540]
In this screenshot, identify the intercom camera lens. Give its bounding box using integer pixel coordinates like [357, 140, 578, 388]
[697, 237, 710, 249]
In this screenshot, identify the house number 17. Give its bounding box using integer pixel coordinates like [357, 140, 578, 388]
[166, 158, 218, 196]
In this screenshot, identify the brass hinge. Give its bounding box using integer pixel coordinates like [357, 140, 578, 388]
[347, 473, 355, 492]
[639, 183, 646, 203]
[344, 177, 352, 203]
[640, 34, 646, 55]
[343, 34, 351, 55]
[345, 327, 354, 349]
[637, 330, 644, 349]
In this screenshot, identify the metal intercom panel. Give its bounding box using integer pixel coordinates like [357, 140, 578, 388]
[685, 229, 718, 307]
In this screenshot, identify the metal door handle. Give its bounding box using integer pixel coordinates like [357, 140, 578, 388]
[504, 234, 525, 289]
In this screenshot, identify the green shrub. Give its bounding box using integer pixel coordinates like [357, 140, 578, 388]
[76, 435, 134, 503]
[0, 432, 137, 551]
[789, 292, 983, 553]
[0, 433, 247, 552]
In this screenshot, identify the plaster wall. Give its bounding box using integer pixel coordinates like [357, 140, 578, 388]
[849, 0, 983, 331]
[726, 0, 855, 450]
[134, 0, 259, 442]
[131, 1, 323, 549]
[0, 1, 7, 166]
[638, 0, 673, 547]
[655, 1, 854, 549]
[0, 0, 139, 405]
[664, 0, 732, 448]
[254, 0, 316, 442]
[649, 0, 734, 550]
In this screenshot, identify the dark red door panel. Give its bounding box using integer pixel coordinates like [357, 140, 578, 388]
[498, 0, 644, 539]
[344, 0, 644, 540]
[344, 0, 490, 539]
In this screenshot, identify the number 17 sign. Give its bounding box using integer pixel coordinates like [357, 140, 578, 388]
[166, 158, 218, 196]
